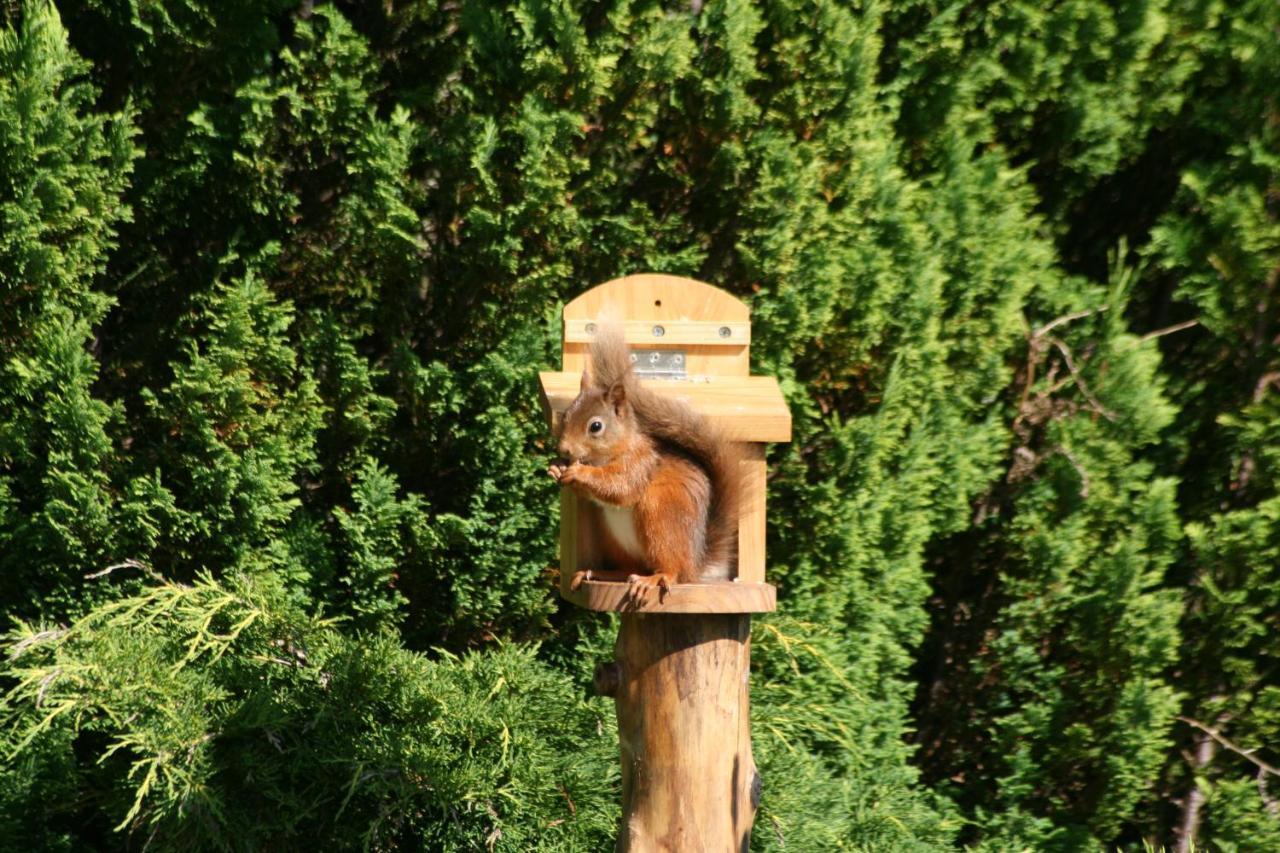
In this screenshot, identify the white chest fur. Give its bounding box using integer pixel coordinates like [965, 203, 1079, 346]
[594, 501, 644, 559]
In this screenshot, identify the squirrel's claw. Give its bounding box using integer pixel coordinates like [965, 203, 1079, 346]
[626, 572, 673, 604]
[548, 460, 580, 485]
[569, 569, 591, 591]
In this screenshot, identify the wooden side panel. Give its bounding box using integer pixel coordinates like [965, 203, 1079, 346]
[558, 489, 578, 598]
[737, 443, 767, 585]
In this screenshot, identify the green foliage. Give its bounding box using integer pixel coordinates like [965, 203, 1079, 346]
[2, 572, 617, 850]
[883, 0, 1214, 215]
[919, 261, 1185, 850]
[0, 0, 1276, 849]
[752, 616, 960, 850]
[137, 271, 323, 580]
[1142, 3, 1280, 846]
[0, 2, 135, 616]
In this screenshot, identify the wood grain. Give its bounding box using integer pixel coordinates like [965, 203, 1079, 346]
[539, 372, 791, 443]
[563, 274, 750, 325]
[563, 318, 751, 346]
[562, 577, 776, 614]
[737, 443, 767, 585]
[610, 613, 760, 852]
[562, 275, 752, 376]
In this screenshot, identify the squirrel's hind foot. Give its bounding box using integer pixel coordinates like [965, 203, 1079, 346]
[626, 572, 673, 604]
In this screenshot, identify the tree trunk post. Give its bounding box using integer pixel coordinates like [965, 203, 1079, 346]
[596, 612, 761, 852]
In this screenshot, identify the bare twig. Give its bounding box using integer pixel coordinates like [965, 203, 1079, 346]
[85, 559, 157, 581]
[1048, 336, 1116, 421]
[1177, 725, 1217, 853]
[1138, 318, 1200, 344]
[35, 669, 60, 707]
[1033, 305, 1108, 338]
[1178, 716, 1280, 778]
[1254, 371, 1280, 404]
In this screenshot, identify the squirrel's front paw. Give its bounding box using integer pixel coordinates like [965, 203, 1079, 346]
[569, 569, 591, 591]
[551, 461, 582, 485]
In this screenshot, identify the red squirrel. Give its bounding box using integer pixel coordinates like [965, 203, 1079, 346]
[548, 325, 741, 601]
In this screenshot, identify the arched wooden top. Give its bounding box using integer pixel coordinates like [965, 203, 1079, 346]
[560, 274, 752, 378]
[564, 274, 749, 324]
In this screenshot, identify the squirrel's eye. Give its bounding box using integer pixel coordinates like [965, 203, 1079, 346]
[588, 419, 604, 435]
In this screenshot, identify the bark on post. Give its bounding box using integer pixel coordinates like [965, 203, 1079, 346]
[596, 612, 761, 852]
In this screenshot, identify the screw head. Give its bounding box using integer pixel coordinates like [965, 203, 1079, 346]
[585, 322, 597, 335]
[652, 325, 665, 337]
[718, 326, 731, 338]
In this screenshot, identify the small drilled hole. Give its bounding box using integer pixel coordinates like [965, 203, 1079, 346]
[654, 299, 662, 307]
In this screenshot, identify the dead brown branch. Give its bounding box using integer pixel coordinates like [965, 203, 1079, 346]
[1138, 318, 1200, 344]
[1177, 715, 1280, 779]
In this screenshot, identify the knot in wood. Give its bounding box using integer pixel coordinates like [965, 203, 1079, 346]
[594, 661, 622, 697]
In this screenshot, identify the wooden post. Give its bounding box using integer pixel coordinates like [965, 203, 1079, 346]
[596, 614, 760, 853]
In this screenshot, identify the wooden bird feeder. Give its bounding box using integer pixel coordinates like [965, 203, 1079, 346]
[539, 274, 791, 851]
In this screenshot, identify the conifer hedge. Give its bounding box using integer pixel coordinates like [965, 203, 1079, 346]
[0, 1, 1275, 849]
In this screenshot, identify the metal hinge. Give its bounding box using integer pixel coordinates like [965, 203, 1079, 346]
[630, 349, 687, 380]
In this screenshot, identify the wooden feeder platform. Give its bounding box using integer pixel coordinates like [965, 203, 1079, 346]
[538, 274, 790, 614]
[539, 274, 791, 851]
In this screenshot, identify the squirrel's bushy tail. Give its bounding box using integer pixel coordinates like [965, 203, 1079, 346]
[590, 324, 741, 580]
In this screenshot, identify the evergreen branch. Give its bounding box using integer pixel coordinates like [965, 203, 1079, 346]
[6, 626, 69, 660]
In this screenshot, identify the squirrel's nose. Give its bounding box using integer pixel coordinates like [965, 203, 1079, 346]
[557, 441, 569, 458]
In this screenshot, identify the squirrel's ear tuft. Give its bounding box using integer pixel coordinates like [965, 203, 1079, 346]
[606, 381, 627, 412]
[580, 361, 594, 392]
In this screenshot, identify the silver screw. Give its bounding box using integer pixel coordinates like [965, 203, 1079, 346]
[673, 354, 683, 365]
[629, 353, 638, 363]
[718, 326, 731, 338]
[585, 323, 597, 335]
[652, 325, 665, 337]
[648, 352, 660, 364]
